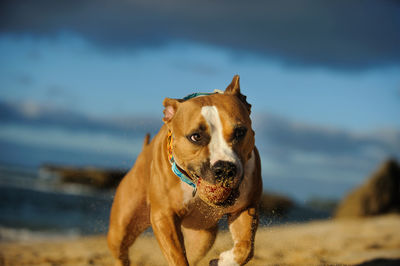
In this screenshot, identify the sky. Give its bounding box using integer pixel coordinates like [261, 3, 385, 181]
[1, 0, 400, 200]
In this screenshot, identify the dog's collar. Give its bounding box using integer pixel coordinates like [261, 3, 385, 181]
[167, 130, 238, 206]
[167, 130, 198, 194]
[183, 92, 215, 100]
[165, 90, 223, 196]
[182, 89, 223, 101]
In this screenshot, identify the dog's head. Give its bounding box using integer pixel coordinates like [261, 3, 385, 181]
[162, 75, 254, 205]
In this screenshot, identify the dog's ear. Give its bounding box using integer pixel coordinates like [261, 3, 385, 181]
[162, 98, 180, 123]
[225, 74, 241, 94]
[224, 75, 252, 114]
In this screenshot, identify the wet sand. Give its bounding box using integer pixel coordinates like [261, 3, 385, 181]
[1, 214, 399, 265]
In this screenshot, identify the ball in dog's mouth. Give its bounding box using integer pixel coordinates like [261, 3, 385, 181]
[196, 178, 233, 207]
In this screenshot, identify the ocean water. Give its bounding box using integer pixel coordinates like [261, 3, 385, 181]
[0, 165, 114, 238]
[0, 164, 332, 240]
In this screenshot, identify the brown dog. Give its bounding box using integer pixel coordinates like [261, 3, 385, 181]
[107, 75, 262, 266]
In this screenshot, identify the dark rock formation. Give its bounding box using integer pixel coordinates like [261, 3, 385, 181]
[39, 164, 126, 189]
[259, 191, 294, 217]
[335, 159, 400, 218]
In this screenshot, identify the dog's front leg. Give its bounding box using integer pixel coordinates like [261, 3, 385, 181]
[151, 210, 188, 266]
[211, 207, 259, 266]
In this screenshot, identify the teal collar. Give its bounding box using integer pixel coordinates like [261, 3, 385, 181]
[167, 130, 197, 195]
[166, 91, 219, 195]
[183, 92, 216, 101]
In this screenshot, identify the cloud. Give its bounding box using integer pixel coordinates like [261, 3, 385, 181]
[1, 0, 399, 69]
[1, 99, 399, 199]
[253, 113, 400, 187]
[43, 84, 80, 107]
[2, 100, 399, 168]
[14, 73, 34, 86]
[0, 124, 143, 156]
[0, 100, 159, 168]
[0, 100, 161, 137]
[254, 113, 400, 157]
[2, 99, 398, 170]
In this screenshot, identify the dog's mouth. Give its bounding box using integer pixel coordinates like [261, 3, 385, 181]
[191, 173, 242, 208]
[196, 177, 239, 207]
[187, 163, 242, 207]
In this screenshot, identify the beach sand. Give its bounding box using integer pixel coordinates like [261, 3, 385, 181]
[1, 214, 399, 266]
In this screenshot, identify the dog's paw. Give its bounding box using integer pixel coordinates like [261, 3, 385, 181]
[209, 259, 219, 266]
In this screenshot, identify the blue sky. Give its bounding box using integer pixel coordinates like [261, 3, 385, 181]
[1, 34, 399, 131]
[1, 0, 400, 200]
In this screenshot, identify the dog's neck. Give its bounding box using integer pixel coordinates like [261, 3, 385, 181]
[167, 130, 198, 194]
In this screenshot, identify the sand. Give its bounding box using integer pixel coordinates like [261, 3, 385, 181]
[1, 214, 399, 266]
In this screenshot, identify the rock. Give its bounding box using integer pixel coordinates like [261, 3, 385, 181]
[39, 164, 127, 189]
[335, 159, 400, 218]
[259, 191, 294, 217]
[306, 197, 338, 213]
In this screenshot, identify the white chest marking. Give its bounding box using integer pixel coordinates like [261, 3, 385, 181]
[201, 106, 239, 166]
[180, 181, 194, 205]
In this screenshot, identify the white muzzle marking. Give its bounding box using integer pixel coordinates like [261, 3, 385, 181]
[201, 106, 241, 170]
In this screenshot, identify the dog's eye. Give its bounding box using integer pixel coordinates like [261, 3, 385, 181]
[187, 130, 210, 145]
[233, 127, 247, 141]
[189, 133, 202, 143]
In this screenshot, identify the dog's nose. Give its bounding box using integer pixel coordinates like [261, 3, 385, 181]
[212, 161, 237, 180]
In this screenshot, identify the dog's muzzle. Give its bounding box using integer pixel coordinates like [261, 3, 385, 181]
[196, 160, 243, 207]
[212, 160, 237, 186]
